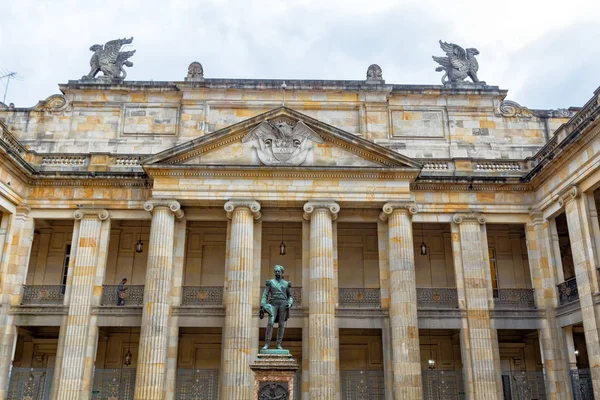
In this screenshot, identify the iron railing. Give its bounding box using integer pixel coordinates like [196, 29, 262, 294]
[259, 286, 303, 308]
[7, 368, 54, 400]
[338, 288, 381, 308]
[176, 369, 219, 400]
[182, 286, 224, 306]
[417, 288, 459, 309]
[100, 285, 144, 306]
[92, 368, 136, 400]
[422, 370, 465, 399]
[341, 370, 385, 400]
[571, 369, 595, 400]
[501, 371, 547, 400]
[493, 289, 537, 309]
[557, 277, 579, 305]
[21, 285, 65, 305]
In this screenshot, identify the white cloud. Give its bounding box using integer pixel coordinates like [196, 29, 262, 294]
[0, 0, 598, 108]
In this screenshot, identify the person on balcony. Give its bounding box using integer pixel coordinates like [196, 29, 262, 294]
[117, 278, 128, 306]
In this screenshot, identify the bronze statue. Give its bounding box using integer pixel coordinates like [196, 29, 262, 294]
[260, 265, 293, 350]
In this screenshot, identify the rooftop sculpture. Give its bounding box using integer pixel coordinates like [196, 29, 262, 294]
[82, 37, 136, 82]
[432, 40, 485, 85]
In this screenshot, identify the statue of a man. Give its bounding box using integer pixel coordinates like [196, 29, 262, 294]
[260, 265, 293, 350]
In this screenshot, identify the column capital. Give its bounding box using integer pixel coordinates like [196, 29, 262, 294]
[224, 199, 261, 220]
[452, 212, 486, 225]
[144, 200, 184, 220]
[303, 201, 340, 221]
[558, 185, 580, 207]
[379, 202, 418, 221]
[73, 208, 109, 221]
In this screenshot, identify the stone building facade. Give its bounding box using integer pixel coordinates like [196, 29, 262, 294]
[0, 58, 599, 400]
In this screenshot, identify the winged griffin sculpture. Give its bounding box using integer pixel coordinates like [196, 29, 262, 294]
[243, 119, 323, 166]
[432, 41, 485, 85]
[82, 37, 136, 81]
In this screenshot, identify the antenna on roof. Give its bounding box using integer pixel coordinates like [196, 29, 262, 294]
[0, 70, 24, 104]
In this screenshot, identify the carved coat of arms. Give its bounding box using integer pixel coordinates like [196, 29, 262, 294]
[242, 119, 323, 166]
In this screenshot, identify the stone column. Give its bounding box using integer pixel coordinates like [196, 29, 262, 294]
[219, 200, 261, 400]
[0, 206, 35, 399]
[165, 218, 186, 400]
[55, 209, 110, 400]
[303, 201, 340, 400]
[379, 202, 422, 399]
[134, 201, 184, 400]
[452, 213, 502, 400]
[525, 212, 571, 399]
[560, 186, 600, 398]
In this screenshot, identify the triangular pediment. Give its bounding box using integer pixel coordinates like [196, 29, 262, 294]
[143, 107, 420, 169]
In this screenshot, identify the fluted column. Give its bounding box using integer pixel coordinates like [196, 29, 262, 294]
[452, 213, 502, 400]
[219, 200, 261, 400]
[0, 206, 35, 400]
[134, 201, 184, 400]
[560, 187, 600, 398]
[55, 209, 110, 400]
[303, 201, 340, 400]
[380, 202, 422, 399]
[525, 212, 571, 399]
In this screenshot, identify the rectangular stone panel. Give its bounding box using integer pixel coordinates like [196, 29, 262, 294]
[391, 109, 445, 138]
[122, 105, 179, 135]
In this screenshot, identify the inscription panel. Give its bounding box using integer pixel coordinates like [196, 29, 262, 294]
[122, 105, 179, 136]
[391, 108, 446, 138]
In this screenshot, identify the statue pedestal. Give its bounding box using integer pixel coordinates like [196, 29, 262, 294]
[250, 351, 299, 400]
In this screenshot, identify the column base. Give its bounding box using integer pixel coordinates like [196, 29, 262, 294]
[250, 353, 299, 400]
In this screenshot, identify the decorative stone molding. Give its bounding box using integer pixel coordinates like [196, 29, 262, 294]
[379, 202, 418, 221]
[302, 201, 340, 221]
[366, 64, 384, 83]
[224, 200, 261, 220]
[452, 212, 486, 225]
[73, 208, 109, 221]
[495, 100, 533, 118]
[32, 94, 72, 114]
[15, 205, 31, 219]
[529, 211, 545, 225]
[185, 61, 204, 81]
[144, 200, 184, 220]
[558, 186, 580, 207]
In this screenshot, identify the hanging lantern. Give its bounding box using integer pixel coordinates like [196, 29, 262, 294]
[428, 357, 436, 369]
[124, 349, 132, 366]
[136, 238, 143, 253]
[279, 241, 286, 256]
[420, 241, 428, 256]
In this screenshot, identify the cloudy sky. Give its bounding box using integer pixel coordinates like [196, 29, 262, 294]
[1, 0, 598, 109]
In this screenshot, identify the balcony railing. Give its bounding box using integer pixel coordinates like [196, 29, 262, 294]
[21, 285, 65, 305]
[501, 371, 547, 400]
[422, 370, 465, 399]
[493, 289, 536, 309]
[341, 370, 385, 400]
[417, 288, 459, 309]
[100, 285, 144, 306]
[176, 369, 219, 400]
[259, 286, 303, 308]
[338, 288, 381, 308]
[557, 277, 579, 305]
[92, 368, 136, 400]
[7, 368, 54, 400]
[182, 286, 224, 306]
